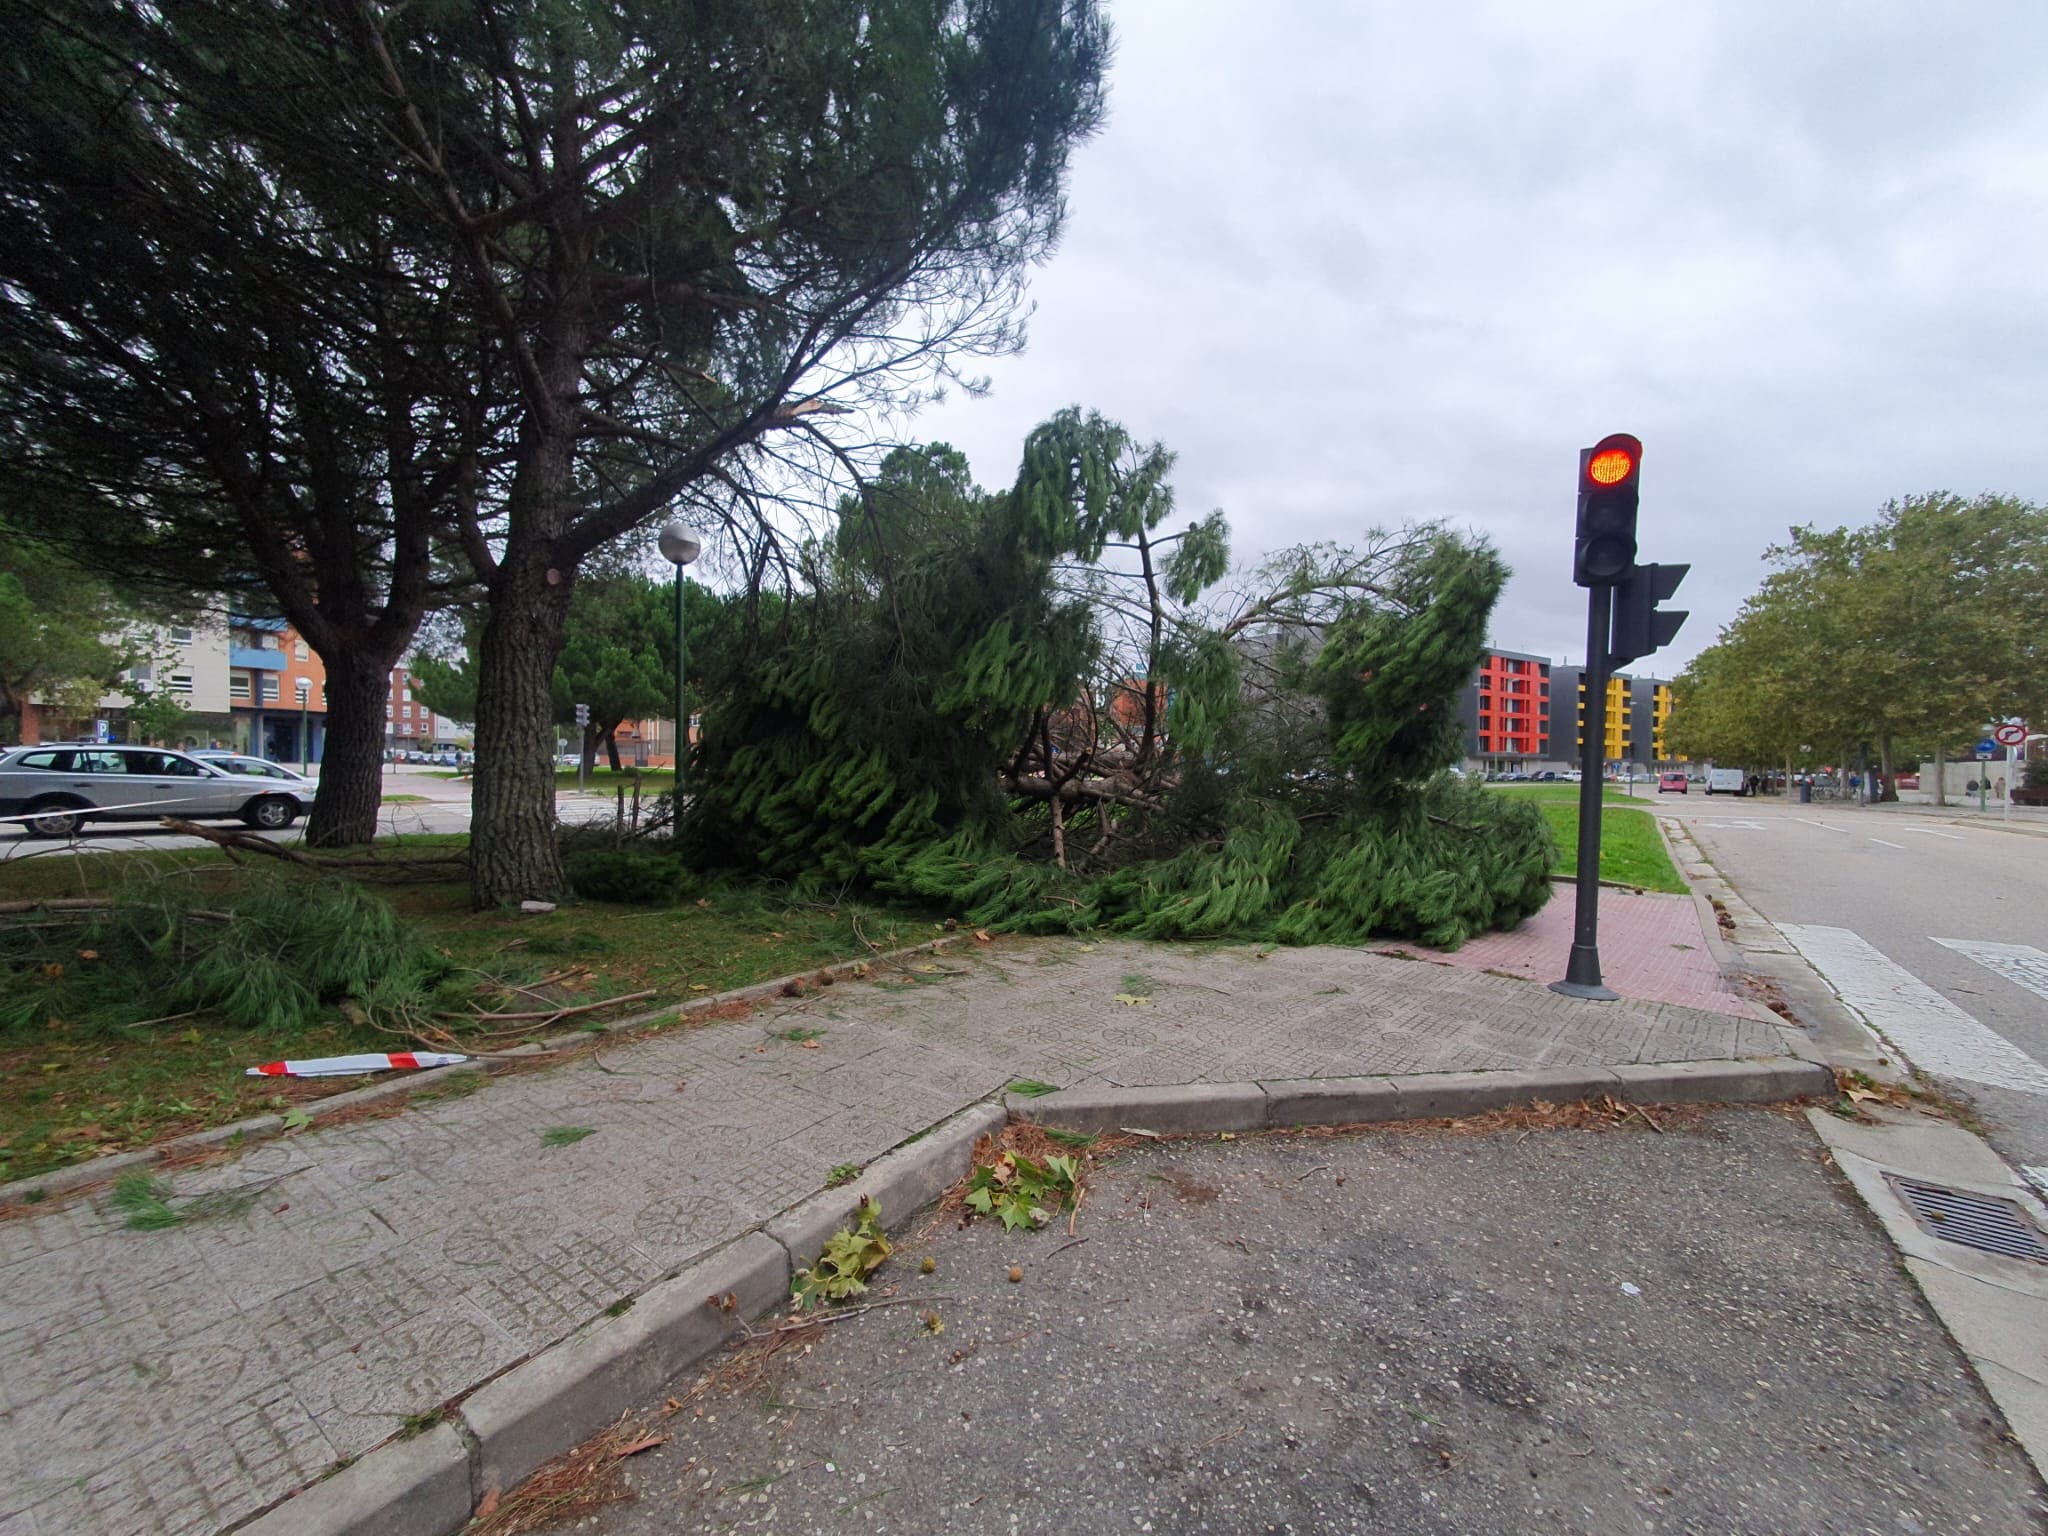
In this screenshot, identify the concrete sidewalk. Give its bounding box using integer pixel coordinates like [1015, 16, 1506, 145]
[0, 937, 1806, 1536]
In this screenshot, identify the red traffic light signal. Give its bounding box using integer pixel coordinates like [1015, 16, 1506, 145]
[1584, 439, 1639, 489]
[1573, 432, 1641, 587]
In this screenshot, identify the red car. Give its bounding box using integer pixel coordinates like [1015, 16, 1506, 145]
[1656, 772, 1688, 794]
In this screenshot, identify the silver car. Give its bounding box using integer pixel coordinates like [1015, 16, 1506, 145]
[0, 744, 317, 836]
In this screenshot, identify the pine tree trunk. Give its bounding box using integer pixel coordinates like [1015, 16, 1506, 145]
[470, 554, 575, 906]
[1878, 732, 1896, 802]
[1932, 741, 1947, 807]
[307, 648, 395, 846]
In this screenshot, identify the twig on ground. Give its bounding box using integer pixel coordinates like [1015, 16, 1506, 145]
[736, 1294, 959, 1339]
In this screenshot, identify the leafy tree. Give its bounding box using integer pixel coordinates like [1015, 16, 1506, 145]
[0, 5, 487, 843]
[552, 576, 673, 772]
[0, 545, 130, 743]
[1667, 493, 2047, 800]
[120, 681, 191, 748]
[0, 0, 1111, 905]
[410, 650, 479, 734]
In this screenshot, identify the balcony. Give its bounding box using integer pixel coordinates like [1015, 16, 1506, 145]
[230, 647, 287, 671]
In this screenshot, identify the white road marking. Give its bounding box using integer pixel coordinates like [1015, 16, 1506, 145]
[1905, 827, 1965, 840]
[1779, 924, 2048, 1095]
[1868, 838, 1905, 849]
[1933, 939, 2048, 1006]
[1704, 821, 1766, 830]
[1794, 818, 1849, 833]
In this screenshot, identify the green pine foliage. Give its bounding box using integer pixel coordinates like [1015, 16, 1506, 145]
[686, 412, 1554, 951]
[0, 869, 455, 1038]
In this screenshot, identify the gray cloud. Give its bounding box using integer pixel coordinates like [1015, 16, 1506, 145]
[900, 0, 2048, 671]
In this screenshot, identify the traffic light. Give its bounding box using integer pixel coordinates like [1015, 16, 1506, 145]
[1573, 433, 1641, 587]
[1609, 562, 1689, 667]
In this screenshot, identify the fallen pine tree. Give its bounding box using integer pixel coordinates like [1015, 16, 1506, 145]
[685, 410, 1553, 950]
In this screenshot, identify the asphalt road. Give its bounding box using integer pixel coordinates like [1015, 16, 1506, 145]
[0, 765, 621, 856]
[1671, 792, 2048, 1178]
[566, 1112, 2045, 1536]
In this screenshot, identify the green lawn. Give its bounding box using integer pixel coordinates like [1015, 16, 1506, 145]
[0, 837, 929, 1186]
[554, 766, 676, 793]
[1531, 801, 1687, 893]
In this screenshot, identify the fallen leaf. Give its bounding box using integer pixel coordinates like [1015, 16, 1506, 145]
[689, 984, 710, 992]
[612, 1435, 667, 1459]
[973, 930, 992, 944]
[1111, 993, 1152, 1007]
[76, 949, 99, 962]
[800, 1039, 821, 1050]
[1844, 1087, 1883, 1104]
[473, 1488, 501, 1519]
[1008, 1266, 1023, 1283]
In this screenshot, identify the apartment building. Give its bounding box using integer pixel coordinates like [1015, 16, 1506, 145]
[1459, 649, 1550, 772]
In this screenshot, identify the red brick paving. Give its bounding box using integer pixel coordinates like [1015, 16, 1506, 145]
[1390, 882, 1770, 1020]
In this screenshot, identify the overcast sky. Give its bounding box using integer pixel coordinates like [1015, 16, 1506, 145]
[898, 0, 2048, 673]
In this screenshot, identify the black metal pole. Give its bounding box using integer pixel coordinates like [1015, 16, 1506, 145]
[1552, 586, 1618, 1000]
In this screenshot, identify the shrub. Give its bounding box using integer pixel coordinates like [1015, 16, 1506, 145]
[563, 847, 698, 905]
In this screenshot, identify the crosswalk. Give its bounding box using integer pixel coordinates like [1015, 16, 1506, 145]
[1780, 925, 2048, 1096]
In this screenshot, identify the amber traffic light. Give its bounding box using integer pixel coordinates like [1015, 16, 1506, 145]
[1573, 432, 1641, 587]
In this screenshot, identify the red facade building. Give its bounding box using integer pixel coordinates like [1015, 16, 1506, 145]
[1469, 649, 1550, 764]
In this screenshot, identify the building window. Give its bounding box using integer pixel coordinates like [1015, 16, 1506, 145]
[402, 704, 412, 718]
[293, 640, 308, 661]
[167, 672, 194, 696]
[230, 672, 252, 702]
[386, 704, 394, 718]
[169, 626, 193, 645]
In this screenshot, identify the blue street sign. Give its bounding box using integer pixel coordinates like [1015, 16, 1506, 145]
[1975, 739, 1997, 759]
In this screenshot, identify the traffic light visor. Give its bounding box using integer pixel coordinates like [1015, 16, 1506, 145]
[1587, 447, 1635, 486]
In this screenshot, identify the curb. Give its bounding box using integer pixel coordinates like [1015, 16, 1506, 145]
[223, 1058, 1829, 1536]
[1007, 1057, 1834, 1135]
[0, 933, 967, 1213]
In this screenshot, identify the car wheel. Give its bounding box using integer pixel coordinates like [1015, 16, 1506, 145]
[245, 796, 299, 831]
[23, 798, 86, 838]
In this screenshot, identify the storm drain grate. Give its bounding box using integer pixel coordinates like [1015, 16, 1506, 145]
[1887, 1176, 2048, 1263]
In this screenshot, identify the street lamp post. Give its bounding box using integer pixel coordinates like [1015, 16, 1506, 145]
[295, 677, 311, 773]
[657, 521, 703, 804]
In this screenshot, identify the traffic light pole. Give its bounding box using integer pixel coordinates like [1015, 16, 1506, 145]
[1552, 586, 1618, 1001]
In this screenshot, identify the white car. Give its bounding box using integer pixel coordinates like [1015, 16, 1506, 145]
[0, 744, 316, 836]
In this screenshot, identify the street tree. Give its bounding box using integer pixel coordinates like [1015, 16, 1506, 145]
[1666, 492, 2048, 798]
[321, 0, 1112, 906]
[0, 4, 491, 842]
[0, 536, 132, 742]
[0, 0, 1110, 901]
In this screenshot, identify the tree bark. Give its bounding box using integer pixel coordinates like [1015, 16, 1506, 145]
[470, 553, 575, 906]
[307, 649, 396, 846]
[1932, 740, 1947, 807]
[1877, 732, 1897, 802]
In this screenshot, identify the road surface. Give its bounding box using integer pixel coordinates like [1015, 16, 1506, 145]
[1671, 791, 2048, 1180]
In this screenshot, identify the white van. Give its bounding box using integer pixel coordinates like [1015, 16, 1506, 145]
[1705, 768, 1747, 796]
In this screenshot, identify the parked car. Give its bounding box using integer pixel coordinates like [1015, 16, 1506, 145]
[191, 751, 316, 787]
[0, 744, 316, 836]
[1657, 771, 1688, 794]
[1705, 768, 1748, 796]
[1893, 773, 1920, 791]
